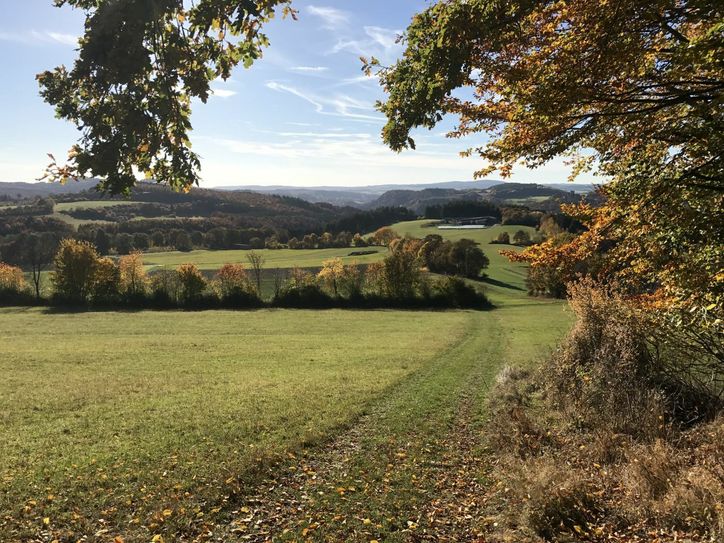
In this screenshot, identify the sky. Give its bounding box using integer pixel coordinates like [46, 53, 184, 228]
[0, 1, 594, 188]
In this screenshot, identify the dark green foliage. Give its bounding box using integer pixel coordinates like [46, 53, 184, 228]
[420, 235, 489, 278]
[326, 207, 416, 236]
[425, 200, 501, 220]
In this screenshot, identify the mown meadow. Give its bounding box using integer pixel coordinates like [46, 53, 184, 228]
[1, 220, 570, 541]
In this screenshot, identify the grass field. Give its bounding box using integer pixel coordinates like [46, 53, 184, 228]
[0, 298, 570, 541]
[54, 200, 137, 212]
[2, 220, 573, 541]
[144, 246, 388, 271]
[388, 220, 536, 304]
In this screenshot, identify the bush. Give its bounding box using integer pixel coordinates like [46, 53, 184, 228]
[52, 239, 99, 304]
[513, 229, 532, 245]
[273, 284, 334, 308]
[0, 262, 32, 304]
[119, 252, 149, 298]
[91, 257, 121, 305]
[431, 276, 490, 309]
[177, 263, 206, 304]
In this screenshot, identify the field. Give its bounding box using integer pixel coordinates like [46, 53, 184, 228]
[144, 246, 387, 271]
[2, 220, 572, 541]
[54, 200, 137, 212]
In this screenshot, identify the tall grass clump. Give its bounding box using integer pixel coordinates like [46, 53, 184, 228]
[483, 279, 723, 542]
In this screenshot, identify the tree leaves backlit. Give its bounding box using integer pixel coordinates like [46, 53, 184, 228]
[38, 0, 295, 194]
[374, 0, 723, 321]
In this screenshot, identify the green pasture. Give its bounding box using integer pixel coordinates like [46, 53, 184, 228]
[54, 200, 136, 212]
[388, 220, 536, 303]
[143, 246, 388, 271]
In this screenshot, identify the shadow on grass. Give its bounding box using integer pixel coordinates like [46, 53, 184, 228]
[480, 276, 526, 291]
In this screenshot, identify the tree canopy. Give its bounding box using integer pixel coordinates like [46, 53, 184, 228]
[374, 0, 723, 321]
[39, 0, 295, 194]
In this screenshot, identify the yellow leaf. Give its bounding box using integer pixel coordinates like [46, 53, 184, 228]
[162, 508, 173, 517]
[151, 536, 164, 543]
[42, 517, 50, 525]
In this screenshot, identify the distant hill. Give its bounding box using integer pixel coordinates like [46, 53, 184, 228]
[217, 180, 594, 208]
[0, 179, 100, 199]
[218, 180, 505, 207]
[366, 182, 598, 214]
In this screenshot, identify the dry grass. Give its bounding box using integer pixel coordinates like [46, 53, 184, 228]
[481, 281, 724, 542]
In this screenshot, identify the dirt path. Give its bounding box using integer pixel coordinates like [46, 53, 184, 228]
[212, 311, 502, 542]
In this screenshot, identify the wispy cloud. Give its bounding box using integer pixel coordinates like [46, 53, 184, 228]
[290, 66, 329, 73]
[198, 131, 477, 174]
[266, 81, 382, 123]
[211, 88, 237, 98]
[331, 26, 402, 58]
[307, 6, 349, 29]
[0, 30, 77, 46]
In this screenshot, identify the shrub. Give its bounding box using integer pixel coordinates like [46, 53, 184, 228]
[432, 276, 490, 309]
[0, 262, 27, 293]
[273, 284, 334, 308]
[119, 251, 148, 298]
[494, 231, 510, 244]
[316, 258, 345, 297]
[150, 268, 180, 305]
[177, 263, 206, 304]
[52, 239, 99, 304]
[214, 263, 253, 298]
[91, 257, 121, 305]
[513, 229, 532, 245]
[0, 262, 31, 304]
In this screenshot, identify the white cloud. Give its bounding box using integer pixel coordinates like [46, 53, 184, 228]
[329, 26, 402, 60]
[363, 26, 400, 50]
[211, 88, 237, 98]
[0, 30, 77, 46]
[307, 6, 349, 28]
[290, 66, 329, 73]
[43, 32, 78, 46]
[265, 81, 383, 123]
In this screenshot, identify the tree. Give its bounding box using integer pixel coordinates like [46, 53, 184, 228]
[215, 263, 253, 299]
[24, 232, 58, 300]
[174, 231, 193, 252]
[119, 252, 148, 297]
[92, 257, 121, 304]
[352, 233, 368, 248]
[448, 239, 489, 278]
[115, 233, 134, 255]
[376, 238, 425, 299]
[369, 227, 400, 247]
[246, 251, 265, 295]
[177, 263, 206, 303]
[512, 230, 531, 246]
[317, 258, 344, 297]
[150, 230, 166, 247]
[39, 0, 296, 194]
[373, 0, 723, 322]
[0, 262, 27, 296]
[133, 232, 150, 251]
[52, 239, 99, 304]
[495, 232, 510, 245]
[94, 228, 111, 255]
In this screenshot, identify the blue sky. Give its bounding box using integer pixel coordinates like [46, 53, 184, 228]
[0, 1, 591, 188]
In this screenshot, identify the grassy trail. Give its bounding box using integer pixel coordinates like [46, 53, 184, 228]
[217, 303, 570, 541]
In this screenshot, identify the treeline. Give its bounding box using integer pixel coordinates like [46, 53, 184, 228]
[325, 206, 417, 235]
[0, 198, 55, 217]
[0, 238, 490, 311]
[425, 199, 501, 220]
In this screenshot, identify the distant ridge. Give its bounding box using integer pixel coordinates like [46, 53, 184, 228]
[216, 180, 595, 207]
[0, 179, 100, 199]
